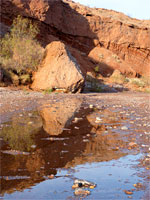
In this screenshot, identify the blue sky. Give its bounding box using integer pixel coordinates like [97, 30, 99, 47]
[73, 0, 150, 20]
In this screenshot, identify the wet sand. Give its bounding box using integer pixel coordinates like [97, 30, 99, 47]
[0, 87, 149, 124]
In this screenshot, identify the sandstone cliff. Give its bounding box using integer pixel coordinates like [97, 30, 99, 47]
[1, 0, 150, 76]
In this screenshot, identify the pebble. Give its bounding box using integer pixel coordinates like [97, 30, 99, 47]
[130, 121, 134, 124]
[83, 139, 89, 142]
[74, 179, 96, 188]
[73, 117, 83, 123]
[74, 126, 79, 129]
[31, 145, 36, 148]
[89, 104, 94, 108]
[48, 174, 55, 179]
[124, 190, 133, 195]
[121, 126, 128, 130]
[145, 132, 150, 135]
[72, 184, 78, 189]
[133, 183, 143, 188]
[128, 142, 137, 147]
[74, 188, 90, 196]
[147, 153, 150, 158]
[96, 117, 102, 121]
[62, 128, 70, 131]
[141, 144, 149, 147]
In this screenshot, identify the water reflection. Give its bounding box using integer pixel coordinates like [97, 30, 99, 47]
[0, 112, 42, 152]
[0, 99, 128, 196]
[40, 98, 82, 135]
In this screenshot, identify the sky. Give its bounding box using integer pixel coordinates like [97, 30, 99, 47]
[72, 0, 150, 20]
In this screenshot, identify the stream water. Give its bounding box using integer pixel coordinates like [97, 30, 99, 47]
[0, 98, 150, 199]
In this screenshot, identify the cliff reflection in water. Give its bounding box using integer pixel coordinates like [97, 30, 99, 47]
[0, 98, 128, 195]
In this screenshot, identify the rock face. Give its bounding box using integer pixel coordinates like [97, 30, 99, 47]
[88, 47, 136, 77]
[31, 41, 85, 92]
[1, 0, 150, 77]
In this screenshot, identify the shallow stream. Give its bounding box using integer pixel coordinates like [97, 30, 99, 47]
[0, 98, 150, 199]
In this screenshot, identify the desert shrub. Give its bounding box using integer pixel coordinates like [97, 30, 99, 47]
[110, 70, 126, 84]
[112, 54, 121, 63]
[43, 88, 54, 94]
[141, 76, 150, 86]
[94, 65, 99, 73]
[130, 78, 145, 87]
[0, 15, 43, 74]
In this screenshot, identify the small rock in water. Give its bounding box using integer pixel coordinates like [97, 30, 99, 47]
[147, 153, 150, 158]
[72, 184, 79, 189]
[124, 190, 133, 195]
[83, 139, 89, 142]
[95, 117, 102, 123]
[96, 117, 102, 121]
[74, 126, 79, 129]
[89, 104, 93, 108]
[74, 179, 96, 188]
[31, 145, 36, 149]
[133, 182, 143, 188]
[62, 128, 70, 131]
[121, 126, 128, 130]
[74, 188, 90, 196]
[48, 174, 55, 179]
[72, 117, 82, 123]
[130, 121, 134, 124]
[128, 142, 137, 148]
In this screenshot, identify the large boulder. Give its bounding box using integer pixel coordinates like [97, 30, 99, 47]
[31, 41, 85, 93]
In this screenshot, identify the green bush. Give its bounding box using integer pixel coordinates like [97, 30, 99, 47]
[0, 15, 43, 74]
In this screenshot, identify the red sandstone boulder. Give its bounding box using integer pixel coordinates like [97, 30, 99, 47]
[31, 41, 85, 93]
[88, 47, 136, 77]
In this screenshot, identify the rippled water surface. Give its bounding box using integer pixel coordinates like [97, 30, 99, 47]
[0, 98, 150, 199]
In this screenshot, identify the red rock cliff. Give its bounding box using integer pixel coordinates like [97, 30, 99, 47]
[1, 0, 150, 76]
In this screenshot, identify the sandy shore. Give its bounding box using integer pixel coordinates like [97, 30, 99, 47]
[0, 87, 149, 123]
